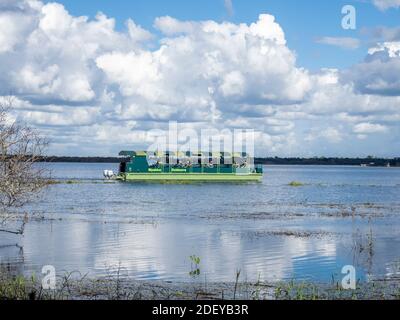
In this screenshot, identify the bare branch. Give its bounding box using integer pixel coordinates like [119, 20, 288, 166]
[0, 228, 24, 235]
[0, 99, 49, 235]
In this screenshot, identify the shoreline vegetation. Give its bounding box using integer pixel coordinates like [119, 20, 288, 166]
[37, 156, 400, 167]
[1, 270, 399, 300]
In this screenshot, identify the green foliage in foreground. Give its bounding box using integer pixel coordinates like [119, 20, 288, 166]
[273, 280, 400, 300]
[0, 274, 36, 300]
[1, 270, 399, 300]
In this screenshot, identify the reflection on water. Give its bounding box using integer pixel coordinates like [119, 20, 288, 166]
[1, 163, 400, 283]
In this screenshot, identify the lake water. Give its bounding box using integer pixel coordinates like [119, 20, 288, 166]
[1, 163, 400, 283]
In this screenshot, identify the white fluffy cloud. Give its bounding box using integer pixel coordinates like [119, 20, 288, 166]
[353, 122, 388, 134]
[0, 1, 147, 105]
[0, 1, 399, 156]
[97, 14, 311, 118]
[372, 0, 400, 10]
[316, 37, 360, 50]
[343, 42, 400, 96]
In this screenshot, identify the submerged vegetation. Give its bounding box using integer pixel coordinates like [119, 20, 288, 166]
[189, 255, 201, 277]
[288, 181, 305, 187]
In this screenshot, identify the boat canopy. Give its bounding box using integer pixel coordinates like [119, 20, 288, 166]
[119, 151, 147, 157]
[119, 151, 250, 159]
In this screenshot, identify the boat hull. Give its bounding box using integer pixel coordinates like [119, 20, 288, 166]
[118, 173, 263, 182]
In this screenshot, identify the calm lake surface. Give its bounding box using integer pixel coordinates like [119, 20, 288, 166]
[1, 163, 400, 283]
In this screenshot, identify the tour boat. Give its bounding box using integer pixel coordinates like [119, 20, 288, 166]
[109, 151, 263, 182]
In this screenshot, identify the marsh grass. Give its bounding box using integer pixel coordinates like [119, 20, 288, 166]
[1, 257, 398, 301]
[274, 280, 351, 300]
[1, 268, 399, 300]
[0, 269, 88, 300]
[351, 222, 375, 275]
[0, 274, 35, 300]
[233, 269, 241, 300]
[288, 181, 305, 187]
[189, 255, 201, 278]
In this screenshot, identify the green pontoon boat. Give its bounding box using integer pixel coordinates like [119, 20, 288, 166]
[113, 151, 263, 182]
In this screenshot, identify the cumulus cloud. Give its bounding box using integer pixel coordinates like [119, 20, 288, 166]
[0, 1, 399, 156]
[316, 37, 360, 50]
[372, 0, 400, 10]
[0, 1, 36, 53]
[0, 1, 154, 105]
[305, 127, 344, 144]
[362, 26, 400, 42]
[353, 122, 388, 134]
[343, 42, 400, 96]
[100, 14, 311, 111]
[368, 41, 400, 57]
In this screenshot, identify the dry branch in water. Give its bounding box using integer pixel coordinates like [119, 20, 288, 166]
[0, 97, 49, 235]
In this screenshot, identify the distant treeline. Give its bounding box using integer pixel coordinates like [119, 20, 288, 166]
[41, 156, 125, 163]
[40, 156, 400, 167]
[255, 157, 400, 167]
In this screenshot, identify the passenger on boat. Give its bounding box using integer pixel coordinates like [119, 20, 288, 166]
[185, 160, 192, 168]
[149, 160, 160, 168]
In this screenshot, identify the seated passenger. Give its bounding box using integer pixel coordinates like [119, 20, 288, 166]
[149, 160, 158, 168]
[157, 160, 164, 167]
[184, 160, 192, 168]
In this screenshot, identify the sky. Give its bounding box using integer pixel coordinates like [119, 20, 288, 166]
[42, 0, 400, 70]
[0, 0, 400, 157]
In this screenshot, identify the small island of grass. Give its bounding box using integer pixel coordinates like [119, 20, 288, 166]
[288, 181, 305, 187]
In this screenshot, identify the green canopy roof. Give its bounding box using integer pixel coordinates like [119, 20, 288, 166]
[119, 151, 251, 158]
[119, 151, 147, 157]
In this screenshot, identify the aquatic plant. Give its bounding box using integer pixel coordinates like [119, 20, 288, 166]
[233, 269, 241, 300]
[45, 180, 59, 185]
[189, 255, 201, 277]
[0, 275, 33, 300]
[274, 281, 325, 300]
[288, 181, 305, 187]
[252, 273, 263, 300]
